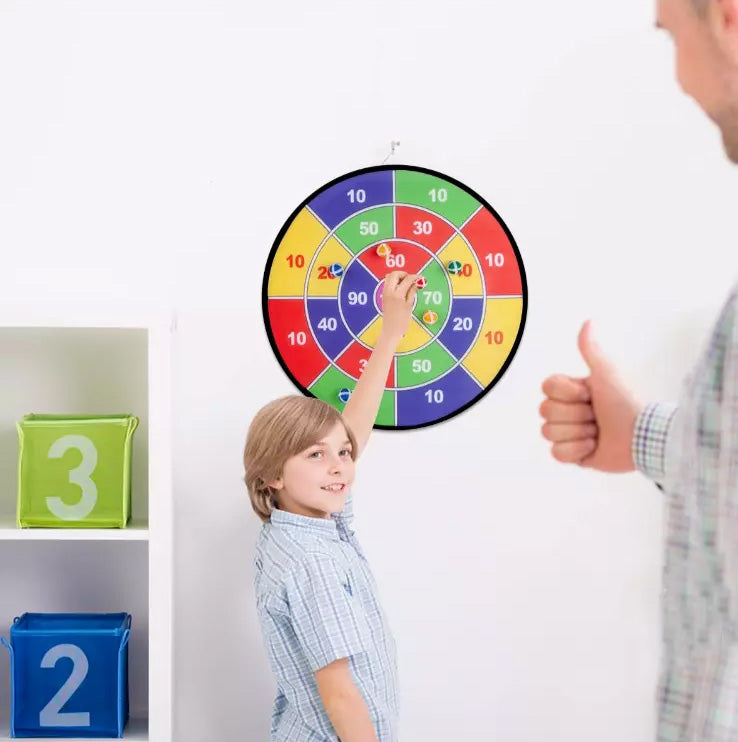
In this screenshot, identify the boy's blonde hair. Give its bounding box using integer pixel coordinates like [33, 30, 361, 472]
[243, 395, 358, 523]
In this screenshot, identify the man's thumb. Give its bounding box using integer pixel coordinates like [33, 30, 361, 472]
[577, 320, 607, 371]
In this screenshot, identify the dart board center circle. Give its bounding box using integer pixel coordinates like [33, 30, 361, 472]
[373, 278, 419, 315]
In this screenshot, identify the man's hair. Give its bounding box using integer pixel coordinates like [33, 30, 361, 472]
[243, 395, 357, 523]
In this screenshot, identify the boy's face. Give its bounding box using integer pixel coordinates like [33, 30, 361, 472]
[269, 420, 355, 519]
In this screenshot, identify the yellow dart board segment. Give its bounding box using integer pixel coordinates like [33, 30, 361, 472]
[462, 298, 524, 386]
[359, 315, 434, 354]
[267, 208, 329, 296]
[437, 235, 484, 296]
[307, 238, 353, 297]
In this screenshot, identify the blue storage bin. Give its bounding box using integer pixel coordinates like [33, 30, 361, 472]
[1, 613, 131, 738]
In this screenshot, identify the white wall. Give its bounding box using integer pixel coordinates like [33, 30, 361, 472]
[3, 0, 738, 740]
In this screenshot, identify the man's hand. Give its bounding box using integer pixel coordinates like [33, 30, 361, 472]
[540, 320, 643, 472]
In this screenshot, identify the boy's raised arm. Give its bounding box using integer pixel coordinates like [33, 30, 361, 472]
[342, 270, 417, 456]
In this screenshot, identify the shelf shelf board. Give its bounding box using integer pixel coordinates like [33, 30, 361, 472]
[0, 303, 172, 331]
[0, 516, 149, 541]
[0, 717, 148, 741]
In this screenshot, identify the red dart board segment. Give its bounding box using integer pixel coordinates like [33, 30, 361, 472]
[358, 240, 431, 281]
[266, 298, 330, 387]
[461, 208, 523, 296]
[395, 206, 455, 253]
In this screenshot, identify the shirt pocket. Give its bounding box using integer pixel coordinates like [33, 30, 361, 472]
[341, 570, 355, 598]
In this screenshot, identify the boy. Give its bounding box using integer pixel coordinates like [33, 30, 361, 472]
[244, 270, 418, 742]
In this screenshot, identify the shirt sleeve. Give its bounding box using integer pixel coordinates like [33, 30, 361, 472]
[632, 402, 679, 483]
[286, 553, 369, 673]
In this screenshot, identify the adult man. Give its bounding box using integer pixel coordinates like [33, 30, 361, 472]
[540, 0, 738, 739]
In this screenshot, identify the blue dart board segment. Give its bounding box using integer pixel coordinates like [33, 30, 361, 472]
[339, 260, 381, 337]
[308, 171, 394, 230]
[396, 366, 483, 428]
[307, 298, 354, 360]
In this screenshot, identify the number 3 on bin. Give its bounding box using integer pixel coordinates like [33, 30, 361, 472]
[47, 435, 98, 521]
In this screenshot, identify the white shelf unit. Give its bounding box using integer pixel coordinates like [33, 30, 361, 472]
[0, 307, 172, 741]
[0, 717, 149, 742]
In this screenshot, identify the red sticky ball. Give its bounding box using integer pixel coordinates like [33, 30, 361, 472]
[415, 277, 427, 289]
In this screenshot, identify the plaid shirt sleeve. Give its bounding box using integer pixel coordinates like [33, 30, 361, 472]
[286, 552, 370, 673]
[632, 401, 679, 483]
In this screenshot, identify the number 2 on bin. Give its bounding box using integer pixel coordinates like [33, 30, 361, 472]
[47, 435, 98, 520]
[40, 644, 91, 728]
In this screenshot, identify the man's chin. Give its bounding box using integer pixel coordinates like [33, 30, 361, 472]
[723, 135, 738, 164]
[715, 109, 738, 163]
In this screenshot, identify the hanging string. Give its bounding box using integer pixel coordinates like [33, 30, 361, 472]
[381, 140, 401, 165]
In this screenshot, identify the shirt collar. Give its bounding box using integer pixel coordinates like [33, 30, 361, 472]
[270, 508, 341, 541]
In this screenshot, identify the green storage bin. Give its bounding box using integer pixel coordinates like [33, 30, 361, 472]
[16, 414, 139, 528]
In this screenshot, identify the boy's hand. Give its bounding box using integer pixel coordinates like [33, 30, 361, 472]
[380, 271, 419, 342]
[342, 270, 419, 455]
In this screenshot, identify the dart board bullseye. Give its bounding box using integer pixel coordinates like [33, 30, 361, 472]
[262, 165, 528, 430]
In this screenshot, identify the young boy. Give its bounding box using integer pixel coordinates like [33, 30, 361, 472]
[244, 270, 419, 742]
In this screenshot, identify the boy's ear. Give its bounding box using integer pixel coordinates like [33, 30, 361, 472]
[267, 477, 284, 491]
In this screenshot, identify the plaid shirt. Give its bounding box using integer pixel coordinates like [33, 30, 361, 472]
[254, 493, 399, 742]
[634, 285, 738, 741]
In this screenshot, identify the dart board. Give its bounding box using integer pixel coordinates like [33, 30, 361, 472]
[262, 165, 527, 430]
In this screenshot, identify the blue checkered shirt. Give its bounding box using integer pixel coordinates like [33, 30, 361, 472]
[633, 286, 738, 741]
[254, 493, 399, 742]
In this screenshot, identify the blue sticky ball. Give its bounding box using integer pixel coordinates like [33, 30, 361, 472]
[338, 388, 352, 404]
[329, 263, 344, 278]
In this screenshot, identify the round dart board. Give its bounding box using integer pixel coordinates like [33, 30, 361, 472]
[262, 165, 527, 430]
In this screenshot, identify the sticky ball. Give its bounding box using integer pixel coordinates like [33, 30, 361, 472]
[422, 310, 439, 325]
[415, 277, 427, 289]
[338, 388, 352, 404]
[329, 263, 344, 278]
[376, 243, 392, 257]
[447, 260, 463, 275]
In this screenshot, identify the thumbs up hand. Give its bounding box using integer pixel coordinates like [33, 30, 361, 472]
[539, 320, 643, 472]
